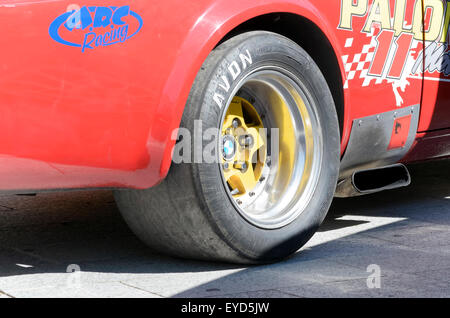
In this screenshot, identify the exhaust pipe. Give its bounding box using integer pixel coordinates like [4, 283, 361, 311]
[335, 163, 411, 198]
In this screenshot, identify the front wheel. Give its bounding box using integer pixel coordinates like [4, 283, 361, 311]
[114, 31, 340, 264]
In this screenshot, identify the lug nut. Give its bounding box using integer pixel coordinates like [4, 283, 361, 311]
[239, 134, 254, 148]
[249, 192, 255, 197]
[234, 161, 247, 171]
[232, 118, 241, 128]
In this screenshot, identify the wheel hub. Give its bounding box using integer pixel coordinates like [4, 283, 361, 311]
[222, 135, 236, 161]
[221, 96, 266, 197]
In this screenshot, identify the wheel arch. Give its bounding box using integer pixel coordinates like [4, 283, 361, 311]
[157, 2, 348, 183]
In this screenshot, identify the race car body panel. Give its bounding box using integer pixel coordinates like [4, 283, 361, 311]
[417, 0, 450, 132]
[0, 0, 448, 191]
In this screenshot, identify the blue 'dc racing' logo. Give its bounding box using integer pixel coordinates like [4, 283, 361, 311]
[49, 6, 143, 52]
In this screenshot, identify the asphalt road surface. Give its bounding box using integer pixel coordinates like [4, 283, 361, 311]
[0, 160, 449, 298]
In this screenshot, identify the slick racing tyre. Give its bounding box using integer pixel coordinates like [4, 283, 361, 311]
[115, 31, 340, 264]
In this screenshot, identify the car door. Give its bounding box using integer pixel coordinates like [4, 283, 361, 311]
[417, 0, 450, 132]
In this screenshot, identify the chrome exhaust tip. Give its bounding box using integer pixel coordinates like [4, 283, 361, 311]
[335, 164, 411, 198]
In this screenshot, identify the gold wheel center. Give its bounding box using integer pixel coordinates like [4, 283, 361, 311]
[222, 96, 266, 197]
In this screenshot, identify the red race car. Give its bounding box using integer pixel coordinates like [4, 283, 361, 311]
[0, 0, 449, 263]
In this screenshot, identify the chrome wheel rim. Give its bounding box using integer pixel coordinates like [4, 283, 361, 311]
[219, 67, 323, 229]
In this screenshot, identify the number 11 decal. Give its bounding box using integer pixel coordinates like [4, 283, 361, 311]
[368, 30, 414, 79]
